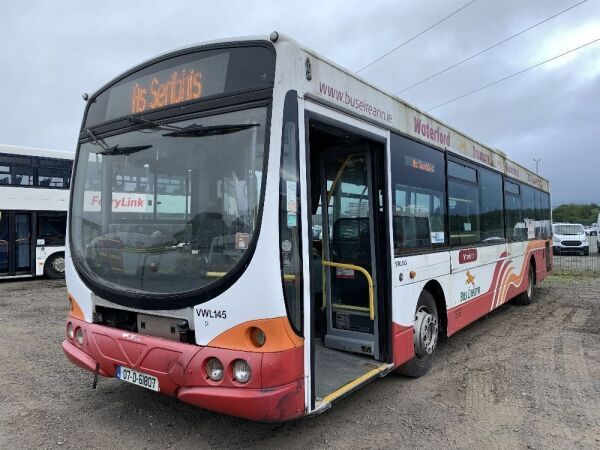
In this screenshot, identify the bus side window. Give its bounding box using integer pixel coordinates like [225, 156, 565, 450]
[390, 133, 446, 255]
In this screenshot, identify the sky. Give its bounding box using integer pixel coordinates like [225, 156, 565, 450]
[1, 0, 599, 205]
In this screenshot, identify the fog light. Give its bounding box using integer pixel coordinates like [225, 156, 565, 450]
[206, 357, 224, 382]
[232, 359, 251, 384]
[75, 327, 84, 346]
[250, 327, 266, 348]
[67, 322, 74, 340]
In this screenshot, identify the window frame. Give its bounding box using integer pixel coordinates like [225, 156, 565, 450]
[0, 152, 72, 190]
[446, 156, 482, 249]
[278, 90, 303, 336]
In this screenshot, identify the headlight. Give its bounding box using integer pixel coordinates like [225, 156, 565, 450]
[232, 359, 252, 383]
[553, 237, 560, 243]
[75, 327, 84, 346]
[206, 358, 224, 382]
[67, 322, 74, 340]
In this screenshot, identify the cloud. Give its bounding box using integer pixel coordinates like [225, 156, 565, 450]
[1, 0, 598, 204]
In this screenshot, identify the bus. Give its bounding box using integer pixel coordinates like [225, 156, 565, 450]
[62, 33, 552, 421]
[0, 144, 73, 279]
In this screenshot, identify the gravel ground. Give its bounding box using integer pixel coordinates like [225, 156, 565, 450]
[1, 275, 599, 449]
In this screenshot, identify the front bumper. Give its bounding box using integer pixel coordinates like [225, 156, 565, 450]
[554, 244, 588, 253]
[62, 317, 305, 422]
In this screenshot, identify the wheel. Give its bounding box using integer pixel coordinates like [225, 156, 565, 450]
[584, 250, 589, 256]
[516, 264, 535, 305]
[44, 253, 65, 279]
[597, 242, 600, 253]
[396, 290, 439, 378]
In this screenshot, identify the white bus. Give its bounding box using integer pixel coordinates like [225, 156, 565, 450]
[0, 144, 73, 279]
[63, 33, 551, 421]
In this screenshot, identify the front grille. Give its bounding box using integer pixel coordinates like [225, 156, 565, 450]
[562, 240, 582, 247]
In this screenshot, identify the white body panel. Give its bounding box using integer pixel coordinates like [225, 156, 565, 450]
[35, 245, 66, 276]
[0, 185, 69, 211]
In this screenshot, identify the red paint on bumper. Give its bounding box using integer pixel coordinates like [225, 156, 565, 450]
[62, 318, 305, 421]
[62, 340, 109, 376]
[178, 379, 305, 422]
[392, 322, 414, 367]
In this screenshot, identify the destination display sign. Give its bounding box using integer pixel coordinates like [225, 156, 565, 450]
[84, 46, 275, 128]
[106, 52, 229, 119]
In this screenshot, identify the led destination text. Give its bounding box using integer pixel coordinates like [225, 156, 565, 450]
[131, 69, 203, 114]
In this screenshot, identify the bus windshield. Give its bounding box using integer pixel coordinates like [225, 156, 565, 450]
[70, 106, 267, 295]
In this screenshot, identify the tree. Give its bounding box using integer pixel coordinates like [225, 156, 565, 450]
[552, 203, 600, 224]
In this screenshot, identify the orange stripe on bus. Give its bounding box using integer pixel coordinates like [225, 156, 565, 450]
[207, 317, 303, 353]
[68, 294, 85, 320]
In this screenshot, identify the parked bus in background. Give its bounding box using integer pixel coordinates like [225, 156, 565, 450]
[63, 33, 552, 421]
[0, 144, 73, 279]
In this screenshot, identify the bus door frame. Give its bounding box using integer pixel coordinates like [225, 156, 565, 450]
[299, 100, 393, 413]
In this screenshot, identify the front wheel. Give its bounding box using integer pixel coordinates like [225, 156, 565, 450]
[44, 253, 65, 279]
[396, 290, 439, 378]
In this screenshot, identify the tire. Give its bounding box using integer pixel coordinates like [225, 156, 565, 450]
[516, 264, 535, 305]
[597, 242, 600, 253]
[584, 250, 589, 256]
[44, 253, 65, 279]
[396, 290, 439, 378]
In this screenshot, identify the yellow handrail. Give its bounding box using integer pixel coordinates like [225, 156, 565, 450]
[321, 260, 375, 320]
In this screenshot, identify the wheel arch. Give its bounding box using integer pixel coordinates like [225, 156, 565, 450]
[529, 254, 537, 285]
[422, 279, 447, 339]
[44, 249, 65, 262]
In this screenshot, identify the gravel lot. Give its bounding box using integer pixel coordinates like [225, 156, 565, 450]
[1, 275, 599, 449]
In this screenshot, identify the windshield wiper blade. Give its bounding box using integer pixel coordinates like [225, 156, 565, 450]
[163, 123, 259, 137]
[95, 144, 153, 156]
[128, 116, 181, 131]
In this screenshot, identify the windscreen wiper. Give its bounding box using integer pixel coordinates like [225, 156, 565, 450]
[162, 123, 259, 137]
[128, 116, 181, 131]
[95, 144, 153, 156]
[128, 116, 259, 137]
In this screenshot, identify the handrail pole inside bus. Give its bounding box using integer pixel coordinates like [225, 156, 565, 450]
[321, 260, 375, 320]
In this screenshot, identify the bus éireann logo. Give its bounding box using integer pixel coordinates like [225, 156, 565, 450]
[460, 271, 480, 302]
[466, 271, 476, 286]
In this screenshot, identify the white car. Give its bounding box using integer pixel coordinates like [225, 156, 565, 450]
[553, 223, 589, 256]
[584, 224, 598, 236]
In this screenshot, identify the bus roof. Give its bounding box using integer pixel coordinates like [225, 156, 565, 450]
[0, 144, 73, 160]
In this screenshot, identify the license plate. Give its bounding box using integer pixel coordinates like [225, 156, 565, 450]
[116, 366, 159, 392]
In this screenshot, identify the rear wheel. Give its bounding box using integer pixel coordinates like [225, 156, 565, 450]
[517, 264, 535, 305]
[44, 253, 65, 279]
[397, 290, 439, 378]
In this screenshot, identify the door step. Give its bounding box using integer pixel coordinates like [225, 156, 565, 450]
[311, 362, 393, 414]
